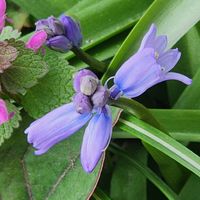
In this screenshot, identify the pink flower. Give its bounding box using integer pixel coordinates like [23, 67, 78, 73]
[0, 99, 14, 125]
[26, 30, 47, 52]
[0, 0, 6, 31]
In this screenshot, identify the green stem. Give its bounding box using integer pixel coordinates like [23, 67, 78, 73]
[109, 97, 188, 192]
[109, 97, 164, 131]
[109, 143, 179, 200]
[71, 47, 107, 73]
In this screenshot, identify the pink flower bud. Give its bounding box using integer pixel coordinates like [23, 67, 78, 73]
[26, 30, 47, 52]
[0, 0, 6, 32]
[0, 99, 14, 126]
[0, 0, 6, 16]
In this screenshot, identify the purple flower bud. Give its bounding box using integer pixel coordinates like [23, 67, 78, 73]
[59, 15, 82, 47]
[73, 69, 98, 92]
[80, 75, 99, 96]
[46, 35, 72, 52]
[73, 93, 93, 114]
[91, 86, 110, 108]
[36, 16, 65, 38]
[48, 16, 65, 36]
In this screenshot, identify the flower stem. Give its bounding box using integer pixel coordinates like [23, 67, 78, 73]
[71, 47, 107, 73]
[109, 97, 164, 131]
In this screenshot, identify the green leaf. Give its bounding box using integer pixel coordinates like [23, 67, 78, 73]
[102, 0, 200, 83]
[0, 26, 21, 41]
[174, 69, 200, 109]
[24, 129, 103, 200]
[179, 174, 200, 200]
[0, 101, 21, 146]
[110, 142, 147, 200]
[0, 114, 30, 200]
[167, 22, 200, 106]
[10, 0, 79, 19]
[118, 114, 200, 179]
[110, 144, 179, 200]
[0, 115, 103, 200]
[1, 40, 48, 94]
[67, 0, 152, 52]
[21, 53, 75, 118]
[93, 187, 111, 200]
[114, 109, 200, 142]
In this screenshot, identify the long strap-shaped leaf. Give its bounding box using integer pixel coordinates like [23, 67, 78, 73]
[109, 144, 179, 200]
[102, 0, 200, 82]
[118, 116, 200, 178]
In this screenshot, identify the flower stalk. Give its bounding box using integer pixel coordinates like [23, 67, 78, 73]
[71, 47, 107, 73]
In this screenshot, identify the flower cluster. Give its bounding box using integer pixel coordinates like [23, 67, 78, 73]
[25, 23, 192, 173]
[25, 69, 112, 173]
[26, 15, 82, 52]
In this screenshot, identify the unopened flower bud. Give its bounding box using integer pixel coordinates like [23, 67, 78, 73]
[46, 35, 72, 52]
[73, 92, 92, 114]
[26, 30, 47, 52]
[36, 16, 65, 38]
[0, 0, 6, 32]
[80, 75, 99, 96]
[0, 99, 14, 125]
[73, 69, 98, 92]
[91, 86, 110, 108]
[59, 15, 82, 47]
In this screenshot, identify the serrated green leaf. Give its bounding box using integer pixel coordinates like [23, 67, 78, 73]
[0, 121, 29, 200]
[21, 53, 75, 118]
[0, 26, 21, 41]
[0, 114, 103, 200]
[0, 101, 21, 146]
[1, 40, 48, 94]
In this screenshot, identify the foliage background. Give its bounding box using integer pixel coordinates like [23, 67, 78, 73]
[0, 0, 200, 199]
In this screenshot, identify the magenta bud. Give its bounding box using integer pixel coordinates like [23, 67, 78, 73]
[73, 93, 93, 114]
[91, 86, 110, 108]
[26, 30, 47, 52]
[73, 69, 98, 92]
[0, 99, 14, 125]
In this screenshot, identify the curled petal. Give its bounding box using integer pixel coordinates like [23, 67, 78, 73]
[46, 35, 72, 52]
[0, 99, 14, 125]
[81, 106, 112, 173]
[160, 72, 192, 85]
[25, 103, 91, 155]
[157, 48, 181, 72]
[26, 30, 47, 52]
